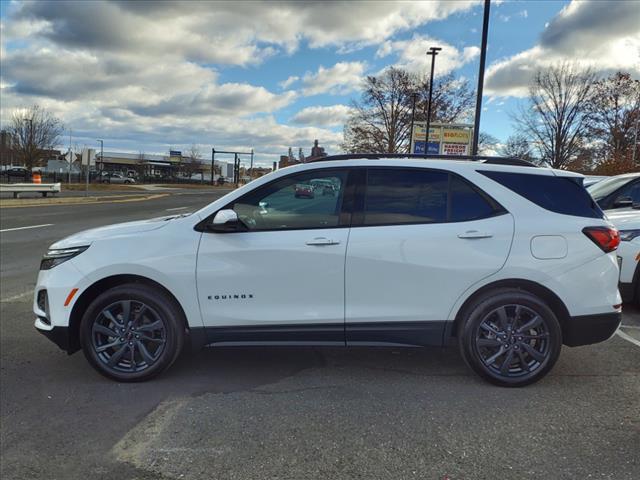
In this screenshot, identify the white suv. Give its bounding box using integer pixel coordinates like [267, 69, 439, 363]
[34, 155, 622, 386]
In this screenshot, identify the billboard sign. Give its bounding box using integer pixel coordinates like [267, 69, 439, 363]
[411, 122, 473, 156]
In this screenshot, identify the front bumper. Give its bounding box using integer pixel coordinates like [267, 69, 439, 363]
[562, 312, 622, 347]
[35, 321, 71, 352]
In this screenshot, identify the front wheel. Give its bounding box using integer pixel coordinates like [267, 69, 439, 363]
[79, 283, 184, 381]
[458, 289, 562, 387]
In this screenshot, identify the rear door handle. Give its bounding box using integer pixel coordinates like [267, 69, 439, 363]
[457, 230, 493, 239]
[306, 237, 340, 246]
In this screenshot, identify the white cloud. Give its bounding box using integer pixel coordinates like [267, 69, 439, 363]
[0, 0, 480, 163]
[376, 35, 480, 77]
[291, 105, 352, 127]
[301, 62, 367, 96]
[279, 76, 299, 89]
[485, 0, 640, 97]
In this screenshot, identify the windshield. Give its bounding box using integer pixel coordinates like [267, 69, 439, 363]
[587, 176, 637, 200]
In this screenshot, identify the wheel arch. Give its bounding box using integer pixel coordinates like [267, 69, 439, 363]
[448, 279, 571, 340]
[67, 274, 188, 354]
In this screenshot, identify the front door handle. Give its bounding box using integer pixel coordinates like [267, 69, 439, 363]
[306, 237, 340, 246]
[457, 230, 493, 239]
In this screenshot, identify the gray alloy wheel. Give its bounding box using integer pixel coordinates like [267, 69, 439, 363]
[80, 283, 184, 382]
[459, 288, 562, 387]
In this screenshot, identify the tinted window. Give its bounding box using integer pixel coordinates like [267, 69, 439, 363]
[616, 180, 640, 204]
[230, 170, 347, 231]
[480, 170, 603, 219]
[587, 175, 637, 201]
[450, 175, 501, 222]
[364, 169, 448, 225]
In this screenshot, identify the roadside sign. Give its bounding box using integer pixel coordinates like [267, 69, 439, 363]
[411, 122, 473, 155]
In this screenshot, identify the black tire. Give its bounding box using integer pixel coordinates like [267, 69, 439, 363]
[458, 288, 562, 387]
[80, 283, 185, 382]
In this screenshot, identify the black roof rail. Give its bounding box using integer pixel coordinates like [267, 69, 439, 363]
[309, 153, 536, 167]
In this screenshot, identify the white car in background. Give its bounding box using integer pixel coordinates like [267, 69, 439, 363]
[606, 208, 640, 303]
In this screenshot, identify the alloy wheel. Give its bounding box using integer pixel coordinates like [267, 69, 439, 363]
[91, 300, 166, 373]
[474, 304, 551, 378]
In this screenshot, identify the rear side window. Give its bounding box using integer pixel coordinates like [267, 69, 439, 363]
[364, 169, 448, 225]
[450, 175, 502, 222]
[362, 169, 504, 226]
[480, 170, 604, 219]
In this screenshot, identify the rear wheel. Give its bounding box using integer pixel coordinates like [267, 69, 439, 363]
[459, 289, 562, 387]
[80, 284, 184, 382]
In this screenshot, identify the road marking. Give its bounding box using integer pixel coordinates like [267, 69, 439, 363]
[616, 329, 640, 347]
[620, 324, 640, 330]
[1, 290, 33, 303]
[0, 223, 53, 233]
[166, 207, 188, 211]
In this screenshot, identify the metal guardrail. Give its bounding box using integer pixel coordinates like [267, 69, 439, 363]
[0, 183, 61, 198]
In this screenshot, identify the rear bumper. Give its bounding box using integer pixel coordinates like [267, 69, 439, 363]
[619, 282, 636, 303]
[562, 312, 621, 347]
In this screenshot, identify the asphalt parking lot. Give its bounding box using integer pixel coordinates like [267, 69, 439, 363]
[1, 191, 639, 480]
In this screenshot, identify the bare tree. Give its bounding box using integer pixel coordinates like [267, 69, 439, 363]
[8, 105, 64, 169]
[416, 73, 475, 124]
[586, 72, 640, 161]
[499, 134, 535, 161]
[478, 132, 499, 155]
[183, 144, 202, 178]
[513, 63, 596, 169]
[342, 67, 414, 153]
[342, 68, 475, 154]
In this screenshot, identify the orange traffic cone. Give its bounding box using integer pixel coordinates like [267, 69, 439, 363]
[33, 172, 42, 184]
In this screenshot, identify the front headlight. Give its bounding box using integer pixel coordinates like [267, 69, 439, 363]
[619, 230, 640, 242]
[40, 246, 89, 270]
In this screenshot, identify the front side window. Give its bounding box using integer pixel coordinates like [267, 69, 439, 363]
[229, 170, 347, 231]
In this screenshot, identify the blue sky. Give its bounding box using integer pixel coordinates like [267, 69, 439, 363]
[1, 1, 638, 165]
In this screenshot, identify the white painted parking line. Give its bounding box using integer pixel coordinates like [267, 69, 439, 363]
[620, 324, 640, 330]
[0, 223, 53, 233]
[1, 290, 33, 303]
[616, 329, 640, 347]
[166, 207, 188, 211]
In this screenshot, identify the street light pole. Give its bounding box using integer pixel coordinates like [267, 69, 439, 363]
[472, 0, 491, 156]
[409, 92, 418, 154]
[424, 47, 442, 154]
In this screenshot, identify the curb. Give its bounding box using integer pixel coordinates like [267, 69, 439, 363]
[0, 193, 169, 208]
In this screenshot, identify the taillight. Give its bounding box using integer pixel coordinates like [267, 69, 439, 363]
[582, 226, 620, 253]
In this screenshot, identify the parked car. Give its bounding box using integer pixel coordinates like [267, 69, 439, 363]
[605, 207, 640, 304]
[294, 183, 314, 198]
[587, 172, 640, 210]
[34, 155, 621, 386]
[102, 173, 136, 184]
[2, 166, 30, 179]
[583, 175, 608, 187]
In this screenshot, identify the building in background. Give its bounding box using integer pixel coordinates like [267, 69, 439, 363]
[279, 139, 328, 168]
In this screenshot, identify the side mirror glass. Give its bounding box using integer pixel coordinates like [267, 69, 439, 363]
[613, 196, 633, 208]
[210, 209, 241, 231]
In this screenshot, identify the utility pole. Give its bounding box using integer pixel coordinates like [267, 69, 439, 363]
[471, 0, 491, 156]
[96, 139, 104, 172]
[424, 47, 442, 154]
[68, 129, 72, 184]
[211, 148, 216, 186]
[250, 148, 254, 180]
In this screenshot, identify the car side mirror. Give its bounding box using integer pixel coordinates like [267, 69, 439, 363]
[209, 209, 241, 232]
[613, 196, 633, 208]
